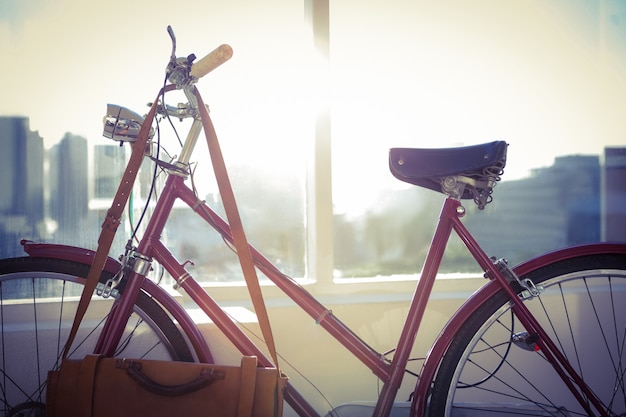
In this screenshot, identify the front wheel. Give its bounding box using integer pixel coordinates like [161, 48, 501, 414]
[428, 253, 626, 417]
[0, 257, 195, 417]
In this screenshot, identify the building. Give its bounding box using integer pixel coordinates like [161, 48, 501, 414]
[93, 144, 126, 199]
[0, 117, 44, 257]
[48, 133, 88, 241]
[465, 154, 601, 265]
[604, 147, 626, 241]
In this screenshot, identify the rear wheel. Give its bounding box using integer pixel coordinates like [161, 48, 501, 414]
[0, 257, 195, 417]
[428, 253, 626, 417]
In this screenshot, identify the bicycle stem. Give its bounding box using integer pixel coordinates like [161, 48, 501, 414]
[174, 85, 204, 168]
[177, 117, 203, 167]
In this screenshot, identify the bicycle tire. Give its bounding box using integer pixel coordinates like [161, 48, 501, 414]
[0, 256, 195, 417]
[428, 253, 626, 417]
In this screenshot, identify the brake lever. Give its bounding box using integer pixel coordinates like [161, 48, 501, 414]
[167, 25, 177, 61]
[165, 25, 196, 88]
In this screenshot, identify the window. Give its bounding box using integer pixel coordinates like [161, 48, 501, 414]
[1, 0, 625, 284]
[329, 0, 626, 277]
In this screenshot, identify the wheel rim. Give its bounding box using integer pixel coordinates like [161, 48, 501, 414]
[0, 268, 190, 416]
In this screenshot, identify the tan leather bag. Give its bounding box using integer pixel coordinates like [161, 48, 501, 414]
[46, 355, 286, 417]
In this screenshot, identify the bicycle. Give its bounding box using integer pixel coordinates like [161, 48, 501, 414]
[1, 26, 625, 417]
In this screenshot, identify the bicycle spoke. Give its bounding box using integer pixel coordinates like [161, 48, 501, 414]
[139, 341, 169, 359]
[606, 276, 626, 412]
[0, 259, 196, 415]
[31, 278, 44, 404]
[1, 282, 6, 409]
[54, 280, 67, 370]
[462, 337, 561, 413]
[115, 316, 146, 356]
[429, 256, 626, 417]
[559, 282, 580, 370]
[451, 403, 572, 417]
[0, 368, 37, 408]
[579, 277, 621, 413]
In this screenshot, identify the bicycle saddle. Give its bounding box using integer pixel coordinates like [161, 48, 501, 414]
[389, 141, 508, 205]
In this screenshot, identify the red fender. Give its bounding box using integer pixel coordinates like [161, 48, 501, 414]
[18, 239, 214, 363]
[412, 242, 626, 416]
[20, 239, 122, 274]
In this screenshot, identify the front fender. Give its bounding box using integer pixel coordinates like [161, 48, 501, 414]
[20, 239, 122, 274]
[19, 239, 215, 363]
[412, 242, 626, 415]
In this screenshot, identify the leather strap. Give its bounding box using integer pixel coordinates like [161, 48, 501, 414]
[195, 88, 281, 369]
[237, 356, 258, 417]
[77, 354, 101, 417]
[63, 86, 176, 358]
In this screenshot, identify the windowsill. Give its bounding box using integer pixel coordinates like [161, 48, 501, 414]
[180, 272, 487, 307]
[173, 272, 487, 327]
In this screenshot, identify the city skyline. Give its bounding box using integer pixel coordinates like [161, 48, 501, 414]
[1, 1, 626, 187]
[0, 114, 623, 277]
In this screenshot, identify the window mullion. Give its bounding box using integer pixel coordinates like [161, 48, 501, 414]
[305, 0, 334, 286]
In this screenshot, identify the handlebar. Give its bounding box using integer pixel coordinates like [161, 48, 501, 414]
[103, 28, 234, 144]
[190, 44, 233, 79]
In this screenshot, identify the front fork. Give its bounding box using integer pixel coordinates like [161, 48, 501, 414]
[93, 243, 154, 355]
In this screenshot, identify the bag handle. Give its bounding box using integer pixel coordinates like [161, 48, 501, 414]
[82, 357, 258, 417]
[195, 89, 281, 369]
[125, 362, 224, 397]
[63, 88, 174, 358]
[126, 357, 258, 415]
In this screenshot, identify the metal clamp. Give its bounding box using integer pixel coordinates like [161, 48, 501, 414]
[98, 269, 123, 298]
[488, 257, 543, 300]
[315, 309, 333, 325]
[174, 272, 191, 290]
[173, 260, 195, 290]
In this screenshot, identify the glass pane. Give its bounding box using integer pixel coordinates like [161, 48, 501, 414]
[0, 117, 46, 258]
[0, 1, 308, 283]
[330, 1, 626, 277]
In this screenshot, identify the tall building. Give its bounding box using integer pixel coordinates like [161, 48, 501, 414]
[93, 144, 126, 199]
[48, 133, 88, 238]
[466, 155, 601, 264]
[0, 117, 44, 257]
[604, 147, 626, 241]
[91, 144, 129, 254]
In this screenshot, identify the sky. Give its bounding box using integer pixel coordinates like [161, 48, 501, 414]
[0, 0, 308, 147]
[328, 0, 626, 182]
[1, 0, 626, 206]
